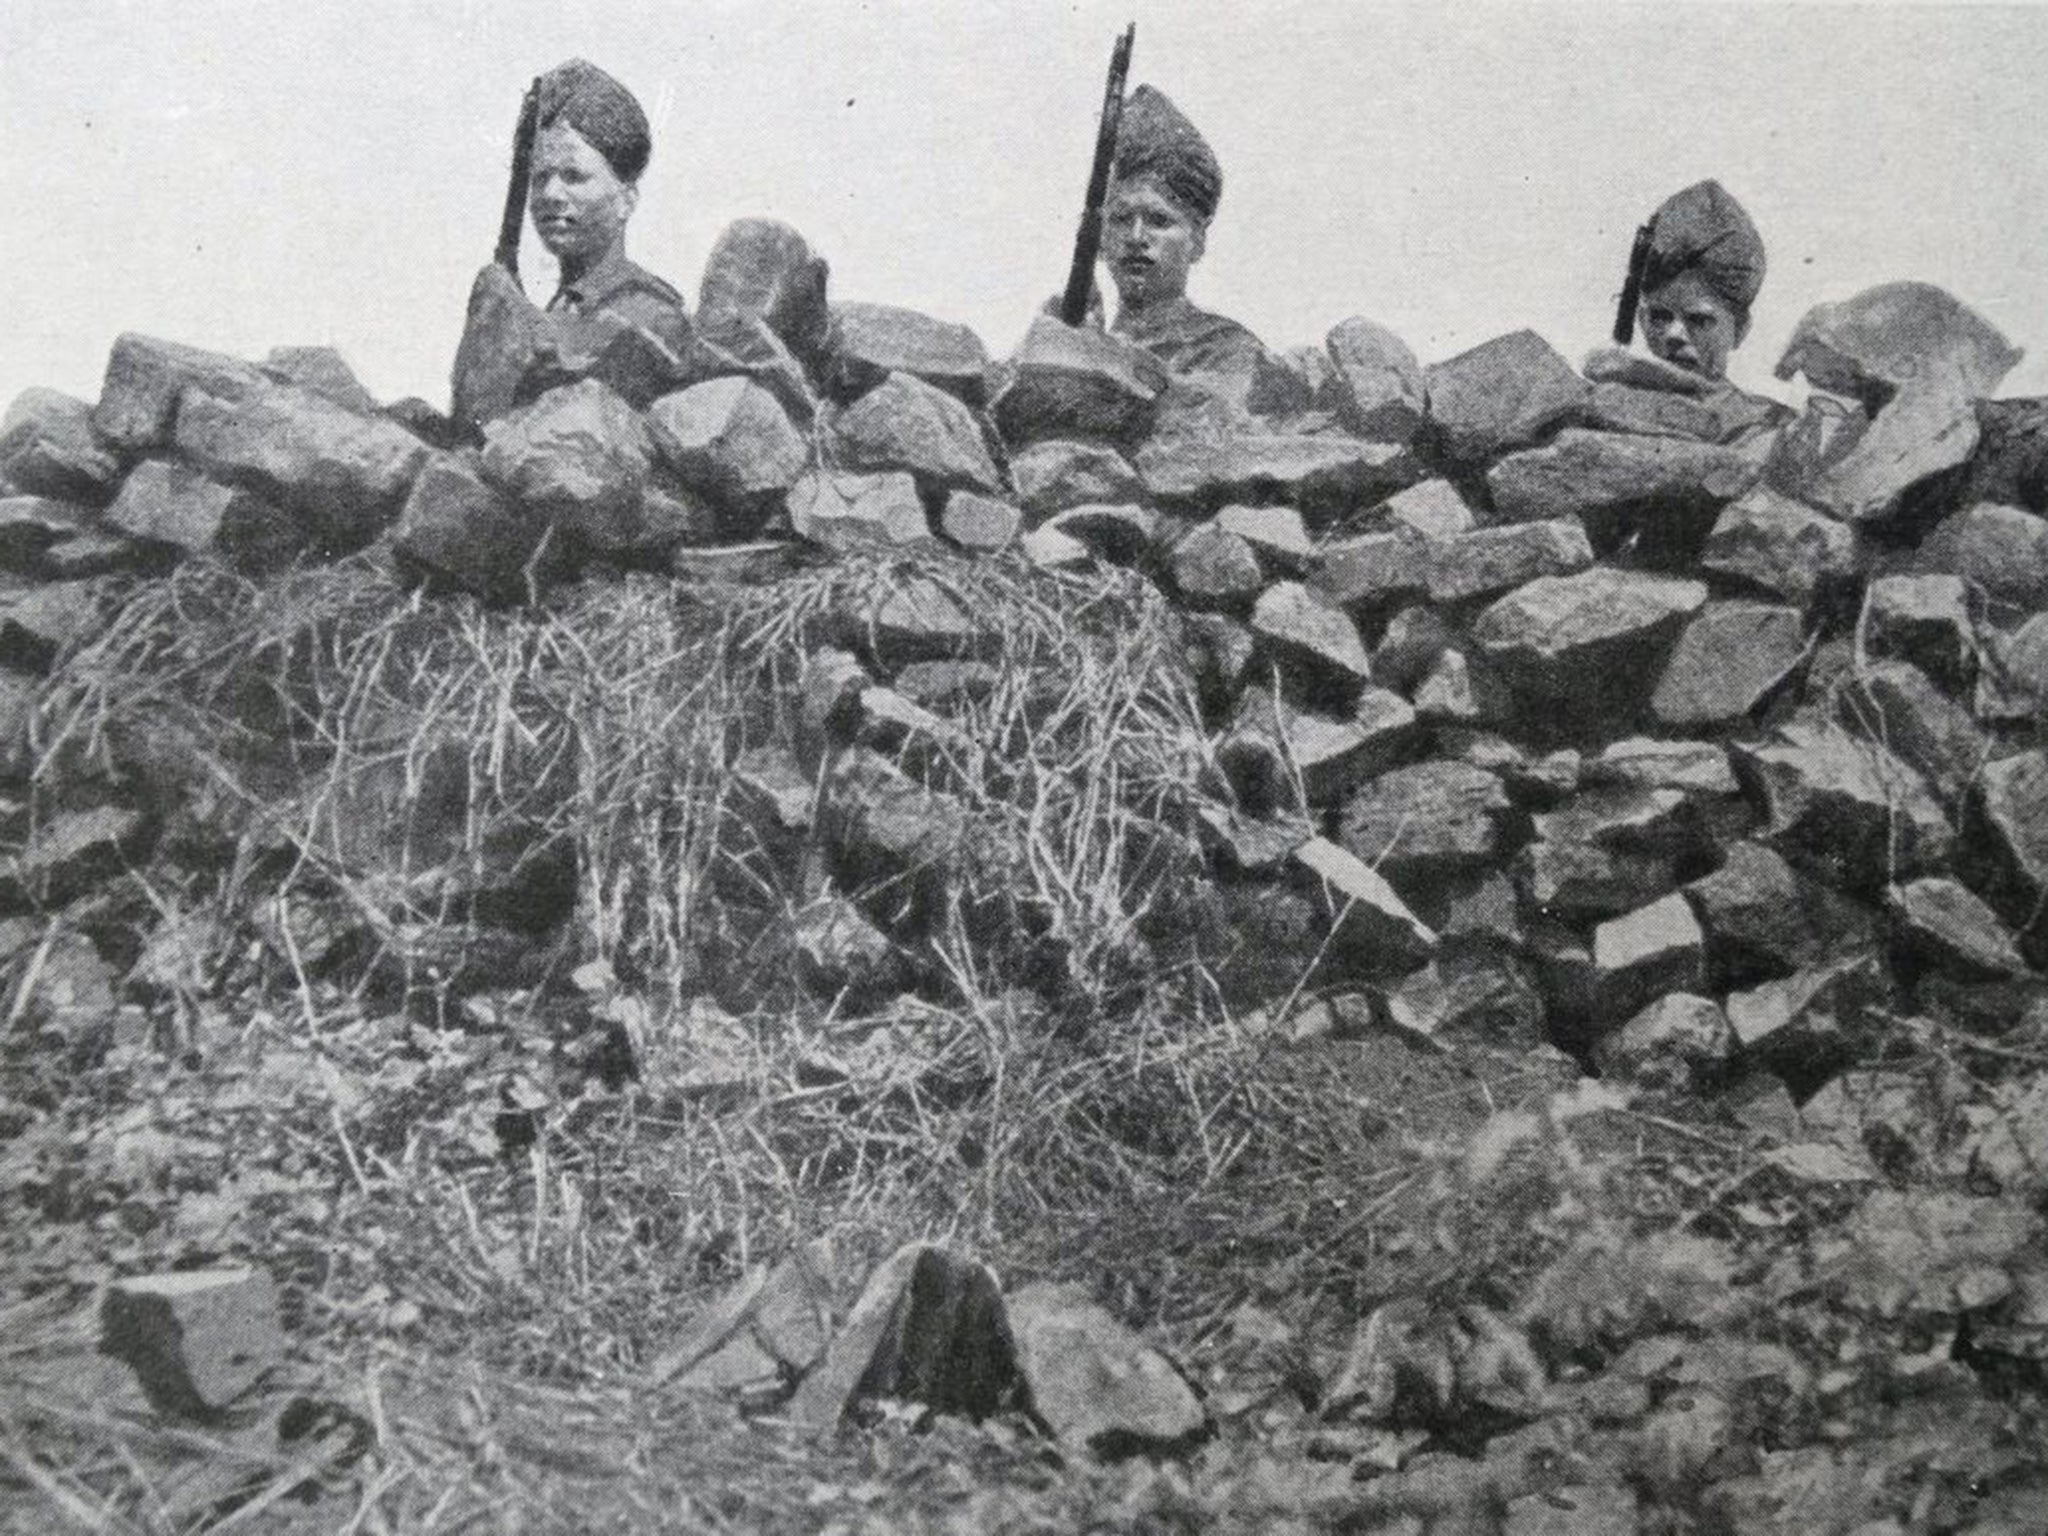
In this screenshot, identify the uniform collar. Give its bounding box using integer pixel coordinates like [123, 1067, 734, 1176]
[550, 246, 639, 314]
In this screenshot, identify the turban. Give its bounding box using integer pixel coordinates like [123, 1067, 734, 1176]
[1112, 85, 1222, 225]
[537, 59, 651, 183]
[1638, 180, 1766, 314]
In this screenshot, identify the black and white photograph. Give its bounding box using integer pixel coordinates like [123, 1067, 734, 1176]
[3, 2, 2047, 1530]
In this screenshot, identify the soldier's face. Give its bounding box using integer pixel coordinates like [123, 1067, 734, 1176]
[1639, 271, 1748, 380]
[1103, 177, 1205, 309]
[528, 125, 638, 268]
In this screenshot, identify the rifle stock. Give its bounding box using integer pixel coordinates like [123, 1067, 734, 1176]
[1059, 25, 1135, 327]
[495, 78, 543, 284]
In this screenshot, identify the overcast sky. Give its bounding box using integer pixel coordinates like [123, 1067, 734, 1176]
[5, 0, 2046, 416]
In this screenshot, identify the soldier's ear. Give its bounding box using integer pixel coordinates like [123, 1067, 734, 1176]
[1190, 221, 1208, 263]
[621, 181, 640, 220]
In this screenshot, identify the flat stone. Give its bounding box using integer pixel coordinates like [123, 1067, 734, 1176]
[1171, 522, 1263, 607]
[647, 377, 809, 514]
[1914, 502, 2048, 615]
[832, 371, 1001, 497]
[1532, 785, 1704, 857]
[1887, 877, 2028, 981]
[1136, 433, 1416, 522]
[41, 531, 146, 579]
[0, 579, 111, 673]
[1651, 600, 1808, 726]
[788, 469, 930, 552]
[1425, 518, 1593, 604]
[1581, 346, 1717, 395]
[392, 452, 545, 603]
[1970, 750, 2048, 963]
[263, 345, 378, 414]
[1700, 487, 1857, 607]
[1588, 738, 1739, 798]
[1215, 504, 1314, 575]
[1312, 529, 1430, 613]
[788, 1244, 1015, 1429]
[991, 315, 1166, 446]
[1385, 944, 1546, 1048]
[828, 303, 989, 407]
[1008, 439, 1144, 521]
[479, 379, 655, 554]
[1684, 841, 1879, 988]
[1423, 329, 1590, 464]
[1471, 567, 1706, 717]
[1582, 380, 1751, 442]
[891, 660, 1000, 709]
[939, 490, 1021, 553]
[1377, 477, 1474, 540]
[1774, 281, 2022, 402]
[668, 540, 803, 587]
[1726, 955, 1891, 1086]
[1833, 660, 1988, 808]
[1730, 719, 1955, 892]
[1338, 761, 1508, 881]
[1047, 502, 1157, 565]
[1516, 840, 1679, 922]
[1009, 1282, 1208, 1455]
[176, 380, 429, 550]
[1594, 892, 1707, 1023]
[1250, 581, 1372, 696]
[1487, 428, 1761, 526]
[1291, 835, 1438, 973]
[1322, 316, 1425, 442]
[0, 388, 124, 505]
[1860, 575, 1979, 695]
[1598, 994, 1733, 1092]
[696, 218, 833, 380]
[100, 1268, 283, 1419]
[92, 332, 268, 452]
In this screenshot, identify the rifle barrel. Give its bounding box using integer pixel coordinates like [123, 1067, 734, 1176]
[1059, 24, 1135, 327]
[495, 78, 542, 282]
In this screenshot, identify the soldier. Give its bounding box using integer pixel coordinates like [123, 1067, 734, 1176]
[1098, 86, 1270, 378]
[450, 59, 690, 438]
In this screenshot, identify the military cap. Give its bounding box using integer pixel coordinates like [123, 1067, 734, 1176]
[1640, 180, 1766, 314]
[1112, 85, 1222, 225]
[537, 58, 652, 183]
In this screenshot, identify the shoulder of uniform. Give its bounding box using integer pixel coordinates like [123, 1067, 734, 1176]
[622, 263, 689, 312]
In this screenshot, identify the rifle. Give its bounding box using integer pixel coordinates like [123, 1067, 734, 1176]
[1611, 222, 1653, 345]
[1059, 24, 1135, 327]
[494, 78, 543, 285]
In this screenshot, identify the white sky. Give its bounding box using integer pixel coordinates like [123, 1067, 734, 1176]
[5, 1, 2047, 415]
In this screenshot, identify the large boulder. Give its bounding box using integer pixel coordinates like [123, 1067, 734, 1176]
[1250, 581, 1372, 701]
[1423, 329, 1589, 464]
[1800, 384, 1980, 525]
[1321, 317, 1425, 442]
[479, 379, 656, 554]
[1376, 477, 1476, 540]
[1170, 522, 1263, 608]
[0, 388, 124, 505]
[1136, 433, 1415, 522]
[1684, 841, 1878, 988]
[832, 371, 1002, 498]
[991, 316, 1166, 445]
[1486, 428, 1761, 527]
[1858, 575, 1979, 695]
[1650, 601, 1808, 727]
[696, 218, 833, 381]
[1774, 282, 2022, 404]
[1291, 836, 1438, 974]
[92, 332, 268, 452]
[173, 379, 428, 551]
[263, 345, 379, 414]
[1833, 660, 1987, 808]
[103, 458, 291, 565]
[1593, 892, 1707, 1025]
[1312, 529, 1431, 614]
[1337, 760, 1510, 883]
[1470, 568, 1706, 727]
[1008, 439, 1143, 521]
[1699, 487, 1857, 608]
[1915, 501, 2048, 614]
[939, 490, 1021, 554]
[788, 469, 930, 552]
[1424, 518, 1593, 605]
[829, 303, 990, 406]
[1215, 505, 1315, 576]
[1886, 877, 2029, 982]
[392, 452, 547, 603]
[1224, 686, 1416, 808]
[1729, 718, 1955, 892]
[647, 376, 809, 520]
